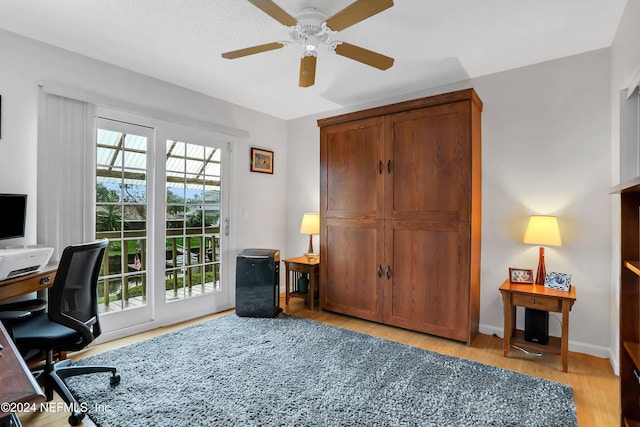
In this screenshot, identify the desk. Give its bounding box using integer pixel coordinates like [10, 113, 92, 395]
[499, 279, 577, 372]
[283, 256, 320, 310]
[0, 265, 57, 303]
[0, 321, 45, 427]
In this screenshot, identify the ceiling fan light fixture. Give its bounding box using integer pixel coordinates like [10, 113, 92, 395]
[304, 36, 320, 51]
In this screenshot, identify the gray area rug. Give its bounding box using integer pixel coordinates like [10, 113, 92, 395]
[66, 314, 577, 426]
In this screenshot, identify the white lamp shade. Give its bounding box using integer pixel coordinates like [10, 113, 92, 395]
[523, 215, 562, 246]
[299, 213, 320, 235]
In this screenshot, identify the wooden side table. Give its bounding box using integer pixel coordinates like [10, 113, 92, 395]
[283, 256, 320, 310]
[499, 279, 577, 372]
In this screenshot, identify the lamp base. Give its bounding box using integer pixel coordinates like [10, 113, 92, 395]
[303, 253, 319, 262]
[535, 246, 546, 285]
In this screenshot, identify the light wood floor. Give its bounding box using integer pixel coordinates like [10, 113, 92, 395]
[19, 296, 619, 426]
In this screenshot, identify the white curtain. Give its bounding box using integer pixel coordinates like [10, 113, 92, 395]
[37, 88, 95, 261]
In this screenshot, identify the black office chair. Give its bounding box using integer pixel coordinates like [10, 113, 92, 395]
[10, 240, 120, 426]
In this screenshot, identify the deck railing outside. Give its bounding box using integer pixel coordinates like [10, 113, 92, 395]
[97, 226, 220, 313]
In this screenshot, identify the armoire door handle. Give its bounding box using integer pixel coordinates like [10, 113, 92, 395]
[387, 160, 392, 173]
[386, 265, 391, 279]
[377, 264, 382, 278]
[378, 160, 383, 174]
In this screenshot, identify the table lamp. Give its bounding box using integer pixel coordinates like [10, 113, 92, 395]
[299, 213, 320, 261]
[523, 215, 562, 285]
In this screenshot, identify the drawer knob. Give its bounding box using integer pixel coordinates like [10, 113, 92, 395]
[531, 299, 536, 304]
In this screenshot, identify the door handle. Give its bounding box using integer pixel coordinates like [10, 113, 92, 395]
[386, 265, 391, 279]
[378, 160, 383, 174]
[387, 160, 392, 174]
[377, 264, 382, 278]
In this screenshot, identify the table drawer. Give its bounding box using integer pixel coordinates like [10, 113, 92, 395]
[0, 271, 56, 302]
[512, 293, 561, 311]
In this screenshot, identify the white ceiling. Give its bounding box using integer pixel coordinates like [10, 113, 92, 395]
[0, 0, 629, 120]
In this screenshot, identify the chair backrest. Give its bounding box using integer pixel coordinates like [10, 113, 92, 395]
[47, 240, 108, 347]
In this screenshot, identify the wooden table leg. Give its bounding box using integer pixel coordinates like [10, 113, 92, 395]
[501, 291, 513, 357]
[285, 263, 290, 305]
[315, 268, 320, 311]
[308, 272, 315, 311]
[561, 299, 570, 372]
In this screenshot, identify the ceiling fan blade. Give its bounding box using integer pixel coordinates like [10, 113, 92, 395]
[248, 0, 297, 26]
[299, 55, 317, 87]
[221, 42, 284, 59]
[334, 42, 394, 70]
[325, 0, 394, 32]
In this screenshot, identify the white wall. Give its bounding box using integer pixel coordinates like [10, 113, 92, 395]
[610, 0, 640, 374]
[287, 48, 612, 359]
[0, 28, 288, 322]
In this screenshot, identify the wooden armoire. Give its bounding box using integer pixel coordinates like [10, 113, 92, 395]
[318, 88, 482, 345]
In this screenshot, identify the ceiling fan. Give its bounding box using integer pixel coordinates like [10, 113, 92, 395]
[221, 0, 395, 87]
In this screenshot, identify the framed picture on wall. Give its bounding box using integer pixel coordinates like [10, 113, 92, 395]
[250, 147, 274, 174]
[508, 267, 534, 284]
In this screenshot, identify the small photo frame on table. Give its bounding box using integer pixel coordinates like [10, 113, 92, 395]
[509, 267, 534, 284]
[250, 147, 274, 174]
[544, 272, 572, 292]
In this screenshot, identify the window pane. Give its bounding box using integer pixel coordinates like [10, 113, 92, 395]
[97, 147, 118, 167]
[126, 273, 146, 299]
[166, 181, 185, 203]
[124, 150, 146, 169]
[186, 143, 205, 159]
[187, 266, 203, 288]
[204, 204, 218, 227]
[122, 174, 147, 203]
[96, 204, 122, 233]
[97, 178, 123, 203]
[98, 129, 122, 147]
[185, 207, 203, 230]
[185, 158, 204, 175]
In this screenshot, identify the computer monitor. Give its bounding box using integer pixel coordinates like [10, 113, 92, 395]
[0, 194, 27, 240]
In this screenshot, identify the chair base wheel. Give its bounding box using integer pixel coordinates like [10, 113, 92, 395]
[110, 373, 121, 386]
[68, 410, 85, 426]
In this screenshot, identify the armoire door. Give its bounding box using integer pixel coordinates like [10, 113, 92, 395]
[382, 220, 471, 342]
[384, 101, 471, 222]
[320, 116, 384, 220]
[320, 218, 384, 321]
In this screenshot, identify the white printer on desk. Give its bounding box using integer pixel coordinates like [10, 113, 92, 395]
[0, 247, 54, 280]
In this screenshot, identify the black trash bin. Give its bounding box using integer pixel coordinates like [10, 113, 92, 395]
[235, 249, 281, 317]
